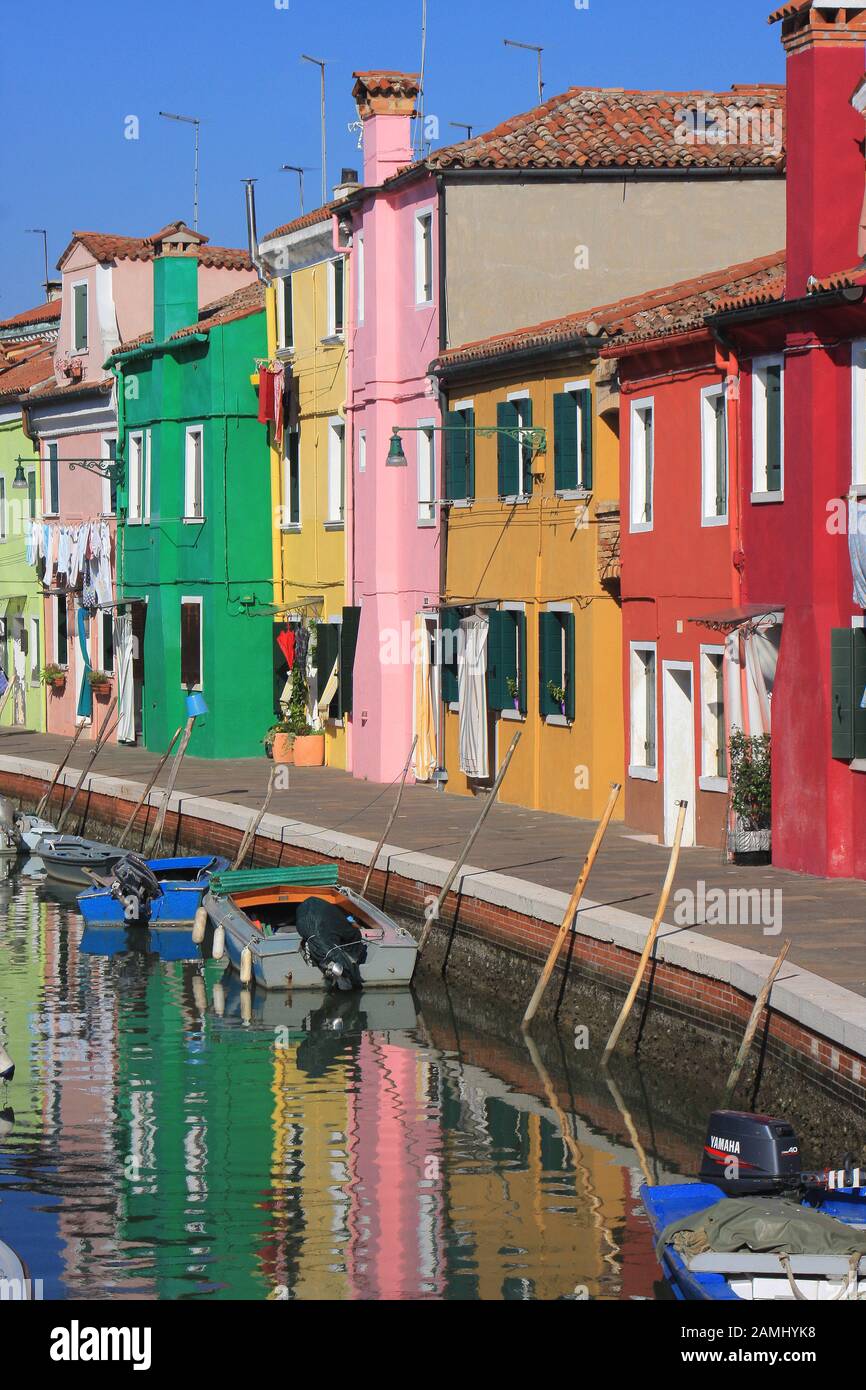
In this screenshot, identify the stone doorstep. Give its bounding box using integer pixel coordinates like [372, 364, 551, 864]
[6, 753, 866, 1063]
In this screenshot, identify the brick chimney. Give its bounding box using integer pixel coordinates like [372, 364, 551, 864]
[771, 2, 866, 296]
[352, 71, 420, 185]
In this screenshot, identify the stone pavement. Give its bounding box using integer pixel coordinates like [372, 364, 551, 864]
[2, 727, 864, 997]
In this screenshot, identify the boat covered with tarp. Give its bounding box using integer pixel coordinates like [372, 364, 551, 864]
[203, 864, 418, 991]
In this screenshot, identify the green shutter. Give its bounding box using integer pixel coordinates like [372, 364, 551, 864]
[444, 410, 467, 500]
[831, 628, 855, 760]
[539, 612, 562, 718]
[74, 284, 87, 350]
[441, 608, 460, 704]
[553, 392, 578, 491]
[315, 623, 339, 705]
[486, 610, 507, 710]
[516, 611, 527, 712]
[765, 365, 782, 493]
[465, 408, 476, 499]
[579, 387, 593, 491]
[339, 606, 361, 717]
[854, 629, 866, 760]
[563, 611, 575, 721]
[497, 400, 519, 497]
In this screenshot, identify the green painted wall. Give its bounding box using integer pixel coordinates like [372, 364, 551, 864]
[117, 291, 273, 758]
[0, 410, 45, 730]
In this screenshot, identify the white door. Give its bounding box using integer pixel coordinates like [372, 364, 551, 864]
[662, 662, 696, 847]
[11, 616, 26, 726]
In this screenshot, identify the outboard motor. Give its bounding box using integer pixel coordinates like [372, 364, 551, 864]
[701, 1110, 801, 1197]
[110, 854, 164, 924]
[296, 897, 367, 991]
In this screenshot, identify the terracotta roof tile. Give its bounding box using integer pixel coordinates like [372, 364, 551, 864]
[423, 85, 786, 174]
[810, 264, 866, 294]
[431, 252, 786, 370]
[0, 345, 56, 401]
[57, 225, 251, 272]
[117, 281, 265, 354]
[260, 202, 337, 244]
[24, 374, 114, 403]
[0, 300, 61, 332]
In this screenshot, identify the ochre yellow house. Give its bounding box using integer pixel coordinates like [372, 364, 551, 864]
[429, 318, 624, 821]
[260, 203, 355, 770]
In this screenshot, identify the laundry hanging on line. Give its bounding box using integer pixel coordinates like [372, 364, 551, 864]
[29, 519, 113, 606]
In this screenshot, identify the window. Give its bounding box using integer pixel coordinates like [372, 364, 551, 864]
[444, 403, 475, 502]
[102, 436, 118, 516]
[700, 647, 727, 786]
[629, 643, 658, 777]
[72, 282, 88, 352]
[539, 607, 575, 723]
[497, 394, 534, 499]
[752, 355, 784, 499]
[356, 233, 365, 325]
[358, 428, 367, 475]
[180, 597, 202, 690]
[29, 617, 40, 685]
[328, 258, 345, 337]
[127, 431, 149, 523]
[701, 384, 728, 523]
[278, 275, 294, 351]
[184, 426, 204, 521]
[487, 607, 527, 715]
[630, 399, 654, 531]
[100, 610, 115, 674]
[27, 469, 37, 521]
[553, 383, 594, 493]
[852, 341, 866, 489]
[327, 420, 345, 524]
[0, 479, 7, 543]
[55, 596, 68, 668]
[417, 421, 436, 525]
[45, 442, 59, 516]
[831, 626, 866, 761]
[284, 428, 300, 527]
[415, 209, 434, 306]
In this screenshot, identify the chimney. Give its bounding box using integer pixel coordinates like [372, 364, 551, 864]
[772, 2, 866, 297]
[352, 71, 420, 185]
[152, 248, 198, 342]
[334, 167, 361, 200]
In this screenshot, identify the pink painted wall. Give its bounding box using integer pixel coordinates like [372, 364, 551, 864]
[345, 115, 441, 783]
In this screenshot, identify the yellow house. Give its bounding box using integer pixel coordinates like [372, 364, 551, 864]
[260, 204, 355, 770]
[429, 321, 624, 821]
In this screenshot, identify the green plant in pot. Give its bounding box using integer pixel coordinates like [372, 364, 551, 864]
[41, 663, 66, 689]
[728, 729, 772, 863]
[506, 675, 521, 711]
[547, 679, 567, 717]
[87, 669, 112, 695]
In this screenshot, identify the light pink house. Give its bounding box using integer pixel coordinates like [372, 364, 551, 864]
[23, 224, 255, 742]
[339, 73, 443, 784]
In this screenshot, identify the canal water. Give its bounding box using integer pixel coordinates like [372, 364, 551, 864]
[0, 866, 724, 1300]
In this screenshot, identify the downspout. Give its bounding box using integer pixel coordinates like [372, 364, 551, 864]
[436, 174, 447, 355]
[434, 173, 448, 784]
[333, 206, 354, 769]
[709, 324, 743, 607]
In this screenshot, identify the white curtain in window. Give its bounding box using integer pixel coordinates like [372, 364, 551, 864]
[116, 612, 136, 744]
[458, 615, 489, 779]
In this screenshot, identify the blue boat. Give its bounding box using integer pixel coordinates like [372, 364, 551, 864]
[80, 924, 200, 962]
[77, 854, 229, 926]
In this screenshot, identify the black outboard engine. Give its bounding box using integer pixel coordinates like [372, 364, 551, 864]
[701, 1110, 801, 1197]
[110, 854, 164, 924]
[296, 897, 367, 991]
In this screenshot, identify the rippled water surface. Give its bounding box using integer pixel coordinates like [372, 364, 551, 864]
[0, 866, 690, 1300]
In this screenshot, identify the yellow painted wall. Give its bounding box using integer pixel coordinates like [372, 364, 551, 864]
[442, 361, 624, 820]
[268, 259, 347, 768]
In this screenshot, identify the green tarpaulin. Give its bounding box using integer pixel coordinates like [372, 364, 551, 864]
[210, 864, 340, 897]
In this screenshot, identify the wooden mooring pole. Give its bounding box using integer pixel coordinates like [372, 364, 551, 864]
[723, 938, 792, 1106]
[116, 725, 184, 850]
[36, 722, 87, 819]
[232, 767, 278, 871]
[361, 736, 417, 900]
[56, 699, 119, 832]
[145, 715, 196, 857]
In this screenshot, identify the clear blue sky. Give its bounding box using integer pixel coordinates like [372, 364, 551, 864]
[1, 0, 784, 315]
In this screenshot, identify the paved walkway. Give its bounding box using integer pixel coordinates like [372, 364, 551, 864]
[3, 728, 865, 997]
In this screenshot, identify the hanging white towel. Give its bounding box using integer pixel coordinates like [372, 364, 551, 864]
[457, 614, 489, 779]
[849, 498, 866, 608]
[116, 611, 136, 744]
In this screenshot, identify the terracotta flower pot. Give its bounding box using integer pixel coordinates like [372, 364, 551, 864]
[48, 677, 66, 693]
[292, 733, 325, 767]
[271, 731, 294, 765]
[91, 682, 111, 697]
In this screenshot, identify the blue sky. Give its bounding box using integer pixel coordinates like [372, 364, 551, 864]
[2, 0, 784, 315]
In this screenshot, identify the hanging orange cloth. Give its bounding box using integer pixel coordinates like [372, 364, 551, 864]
[258, 367, 276, 425]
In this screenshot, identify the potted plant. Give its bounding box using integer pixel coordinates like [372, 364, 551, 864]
[728, 729, 772, 865]
[285, 663, 326, 768]
[547, 679, 568, 718]
[88, 669, 112, 697]
[266, 721, 294, 765]
[41, 663, 66, 692]
[506, 676, 521, 712]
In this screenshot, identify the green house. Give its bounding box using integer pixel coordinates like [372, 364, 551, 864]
[109, 258, 273, 759]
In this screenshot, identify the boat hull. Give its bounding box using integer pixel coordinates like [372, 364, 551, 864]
[36, 835, 125, 887]
[77, 855, 229, 926]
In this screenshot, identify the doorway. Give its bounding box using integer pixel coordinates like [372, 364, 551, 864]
[662, 661, 696, 848]
[10, 613, 26, 726]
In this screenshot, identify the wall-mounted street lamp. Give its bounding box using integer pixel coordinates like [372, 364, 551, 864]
[386, 423, 547, 467]
[14, 454, 124, 482]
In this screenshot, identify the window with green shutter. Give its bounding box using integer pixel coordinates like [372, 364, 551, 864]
[315, 622, 341, 711]
[73, 283, 88, 352]
[765, 364, 782, 493]
[339, 606, 361, 717]
[497, 400, 519, 497]
[554, 387, 594, 492]
[539, 610, 575, 721]
[831, 627, 866, 760]
[486, 608, 526, 712]
[440, 608, 460, 704]
[444, 407, 475, 501]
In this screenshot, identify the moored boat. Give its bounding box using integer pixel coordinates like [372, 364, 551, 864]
[77, 853, 229, 926]
[203, 864, 418, 991]
[35, 834, 126, 887]
[0, 797, 56, 859]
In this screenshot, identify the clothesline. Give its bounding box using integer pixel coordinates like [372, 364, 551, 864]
[28, 518, 113, 609]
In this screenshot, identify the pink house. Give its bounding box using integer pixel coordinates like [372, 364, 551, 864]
[23, 224, 254, 742]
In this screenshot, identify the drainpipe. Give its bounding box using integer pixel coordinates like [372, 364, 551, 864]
[333, 207, 355, 770]
[710, 324, 743, 607]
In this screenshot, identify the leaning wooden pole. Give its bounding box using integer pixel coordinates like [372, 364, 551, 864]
[522, 782, 622, 1029]
[232, 766, 278, 871]
[56, 698, 119, 832]
[145, 715, 196, 857]
[36, 721, 87, 819]
[116, 725, 184, 849]
[417, 731, 521, 958]
[601, 800, 688, 1067]
[361, 736, 418, 900]
[723, 938, 792, 1106]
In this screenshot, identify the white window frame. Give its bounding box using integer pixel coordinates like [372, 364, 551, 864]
[26, 468, 37, 521]
[44, 441, 59, 517]
[127, 430, 150, 524]
[414, 208, 434, 307]
[701, 383, 728, 525]
[629, 397, 654, 532]
[699, 644, 728, 792]
[629, 641, 658, 780]
[326, 418, 345, 527]
[277, 274, 294, 352]
[500, 600, 527, 724]
[180, 595, 203, 692]
[29, 616, 40, 686]
[506, 389, 533, 501]
[358, 428, 367, 475]
[327, 257, 345, 338]
[356, 233, 365, 325]
[283, 426, 301, 530]
[560, 377, 593, 497]
[417, 418, 436, 527]
[851, 340, 866, 493]
[184, 425, 204, 523]
[544, 600, 574, 728]
[450, 399, 475, 506]
[54, 594, 69, 670]
[71, 279, 88, 354]
[97, 608, 115, 676]
[751, 353, 784, 502]
[101, 434, 118, 516]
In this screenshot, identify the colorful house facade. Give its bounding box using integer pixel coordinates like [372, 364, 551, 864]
[109, 248, 272, 760]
